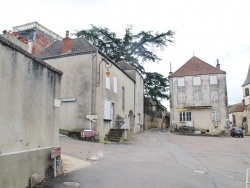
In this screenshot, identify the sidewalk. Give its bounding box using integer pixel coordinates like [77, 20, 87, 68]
[59, 135, 106, 173]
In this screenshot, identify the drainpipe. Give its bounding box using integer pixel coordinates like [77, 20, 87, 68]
[89, 51, 97, 130]
[134, 83, 136, 133]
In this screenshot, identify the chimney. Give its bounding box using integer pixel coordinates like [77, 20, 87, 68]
[62, 30, 72, 54]
[169, 62, 173, 74]
[216, 59, 220, 70]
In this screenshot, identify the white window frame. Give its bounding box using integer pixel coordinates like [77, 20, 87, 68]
[212, 110, 220, 122]
[177, 77, 185, 87]
[106, 76, 110, 89]
[193, 77, 201, 86]
[194, 90, 202, 101]
[180, 111, 192, 122]
[178, 92, 185, 103]
[210, 75, 217, 85]
[211, 90, 218, 101]
[104, 100, 111, 120]
[114, 76, 117, 93]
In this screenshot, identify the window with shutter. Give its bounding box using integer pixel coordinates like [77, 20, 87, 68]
[122, 87, 125, 110]
[178, 78, 185, 87]
[210, 75, 217, 85]
[178, 92, 185, 103]
[194, 90, 202, 101]
[193, 77, 201, 85]
[104, 100, 111, 119]
[114, 76, 117, 93]
[106, 76, 110, 89]
[211, 90, 218, 101]
[212, 111, 220, 121]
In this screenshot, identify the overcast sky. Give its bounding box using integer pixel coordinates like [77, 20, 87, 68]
[2, 0, 250, 109]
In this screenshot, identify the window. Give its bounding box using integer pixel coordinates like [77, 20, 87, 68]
[211, 90, 218, 101]
[104, 100, 111, 119]
[212, 111, 220, 122]
[178, 92, 185, 103]
[245, 88, 249, 96]
[177, 78, 185, 87]
[194, 90, 202, 101]
[210, 75, 217, 85]
[114, 76, 117, 93]
[193, 77, 201, 85]
[180, 111, 192, 122]
[122, 87, 125, 110]
[106, 76, 110, 89]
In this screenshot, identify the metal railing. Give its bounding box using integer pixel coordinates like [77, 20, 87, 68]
[12, 21, 63, 41]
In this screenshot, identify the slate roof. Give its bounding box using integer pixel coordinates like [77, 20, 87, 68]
[242, 63, 250, 87]
[36, 37, 97, 59]
[117, 60, 136, 70]
[169, 56, 226, 78]
[228, 103, 245, 113]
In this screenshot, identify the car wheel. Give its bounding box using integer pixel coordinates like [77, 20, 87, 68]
[232, 134, 234, 137]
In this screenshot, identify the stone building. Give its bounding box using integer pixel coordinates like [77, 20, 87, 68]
[37, 31, 144, 140]
[168, 56, 228, 134]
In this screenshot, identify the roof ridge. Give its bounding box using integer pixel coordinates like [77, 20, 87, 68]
[169, 56, 226, 77]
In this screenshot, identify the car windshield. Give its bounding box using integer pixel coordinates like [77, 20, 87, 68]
[234, 128, 242, 131]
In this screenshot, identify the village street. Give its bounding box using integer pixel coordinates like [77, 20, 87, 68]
[35, 129, 250, 188]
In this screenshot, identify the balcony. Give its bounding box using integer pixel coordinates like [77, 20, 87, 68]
[184, 101, 212, 109]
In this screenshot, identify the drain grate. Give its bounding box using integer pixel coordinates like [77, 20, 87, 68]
[192, 169, 207, 174]
[63, 182, 80, 187]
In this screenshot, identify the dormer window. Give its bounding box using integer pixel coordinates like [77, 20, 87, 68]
[245, 88, 249, 96]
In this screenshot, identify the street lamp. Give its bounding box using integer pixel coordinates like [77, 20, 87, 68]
[97, 58, 112, 86]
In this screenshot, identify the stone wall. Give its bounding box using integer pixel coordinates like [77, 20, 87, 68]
[0, 36, 62, 188]
[144, 114, 163, 130]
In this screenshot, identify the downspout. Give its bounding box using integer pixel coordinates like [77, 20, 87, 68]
[134, 82, 136, 134]
[89, 51, 97, 130]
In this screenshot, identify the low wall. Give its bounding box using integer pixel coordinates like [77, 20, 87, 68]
[144, 114, 163, 130]
[0, 148, 54, 188]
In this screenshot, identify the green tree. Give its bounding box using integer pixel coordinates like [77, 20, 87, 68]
[75, 25, 174, 101]
[144, 72, 169, 101]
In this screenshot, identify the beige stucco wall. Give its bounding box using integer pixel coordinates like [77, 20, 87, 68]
[45, 53, 140, 139]
[0, 37, 62, 187]
[229, 112, 244, 127]
[134, 72, 144, 133]
[45, 54, 92, 131]
[95, 55, 136, 138]
[170, 73, 227, 134]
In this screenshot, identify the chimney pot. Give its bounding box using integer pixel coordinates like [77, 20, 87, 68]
[216, 59, 220, 70]
[62, 30, 72, 54]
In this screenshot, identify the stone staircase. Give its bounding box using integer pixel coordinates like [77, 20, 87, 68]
[105, 129, 125, 142]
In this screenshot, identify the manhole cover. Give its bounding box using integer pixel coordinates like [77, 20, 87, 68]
[192, 169, 206, 174]
[63, 182, 80, 187]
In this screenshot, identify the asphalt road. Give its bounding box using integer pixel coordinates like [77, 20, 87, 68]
[35, 128, 250, 188]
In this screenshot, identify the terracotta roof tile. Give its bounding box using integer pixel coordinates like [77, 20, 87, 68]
[228, 103, 246, 113]
[169, 56, 226, 77]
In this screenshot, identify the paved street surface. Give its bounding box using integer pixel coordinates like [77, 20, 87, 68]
[35, 129, 250, 188]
